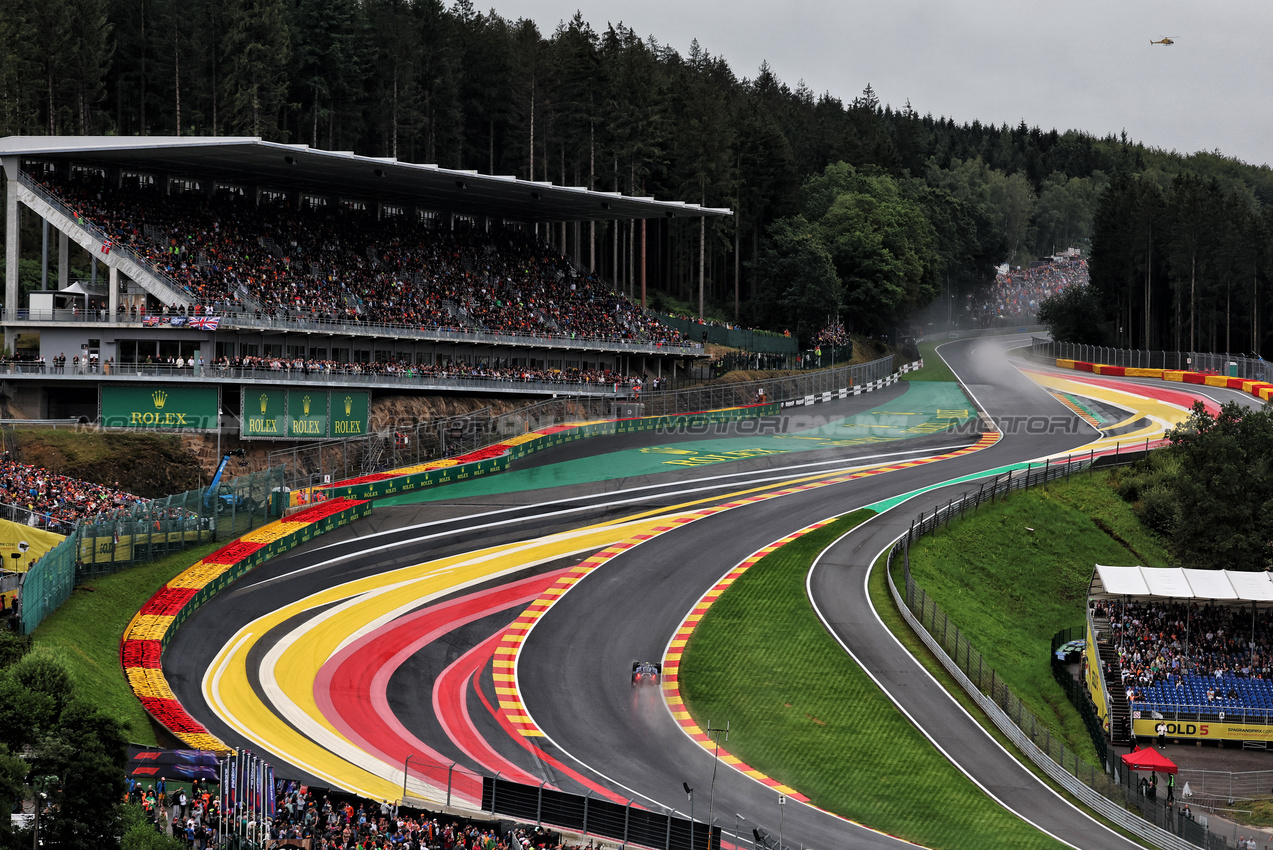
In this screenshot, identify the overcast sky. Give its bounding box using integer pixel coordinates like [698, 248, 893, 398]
[497, 0, 1273, 169]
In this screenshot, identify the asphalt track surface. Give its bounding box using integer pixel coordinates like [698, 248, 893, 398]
[164, 335, 1240, 849]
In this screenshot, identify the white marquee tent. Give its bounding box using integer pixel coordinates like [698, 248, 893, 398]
[1090, 565, 1273, 604]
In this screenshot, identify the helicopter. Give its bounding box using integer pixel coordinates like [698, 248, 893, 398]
[1150, 37, 1176, 46]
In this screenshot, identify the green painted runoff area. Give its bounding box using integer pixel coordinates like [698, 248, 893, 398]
[381, 382, 973, 505]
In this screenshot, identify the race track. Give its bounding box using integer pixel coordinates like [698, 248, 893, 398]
[164, 334, 1244, 848]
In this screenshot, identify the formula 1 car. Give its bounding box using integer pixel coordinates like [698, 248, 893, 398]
[632, 661, 662, 686]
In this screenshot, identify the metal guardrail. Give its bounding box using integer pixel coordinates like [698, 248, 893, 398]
[268, 355, 901, 487]
[1031, 338, 1273, 382]
[885, 451, 1243, 850]
[640, 354, 898, 417]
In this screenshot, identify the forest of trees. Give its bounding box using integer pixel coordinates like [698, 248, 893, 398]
[3, 0, 1273, 348]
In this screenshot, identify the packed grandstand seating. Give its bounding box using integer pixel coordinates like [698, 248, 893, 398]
[209, 356, 640, 386]
[0, 454, 144, 532]
[34, 172, 689, 347]
[968, 256, 1088, 325]
[1095, 600, 1273, 713]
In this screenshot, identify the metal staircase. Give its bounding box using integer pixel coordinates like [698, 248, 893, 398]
[1094, 615, 1133, 745]
[16, 174, 193, 308]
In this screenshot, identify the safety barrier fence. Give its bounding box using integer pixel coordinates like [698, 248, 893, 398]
[886, 450, 1246, 850]
[0, 500, 75, 535]
[642, 354, 897, 418]
[1030, 339, 1273, 382]
[318, 404, 780, 501]
[1051, 626, 1110, 768]
[163, 756, 728, 850]
[18, 465, 285, 634]
[482, 776, 720, 850]
[271, 356, 900, 489]
[652, 313, 797, 354]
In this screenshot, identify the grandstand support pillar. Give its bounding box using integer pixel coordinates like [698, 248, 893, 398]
[3, 155, 18, 330]
[109, 265, 120, 322]
[58, 231, 69, 289]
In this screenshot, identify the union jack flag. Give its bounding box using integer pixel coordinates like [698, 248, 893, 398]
[189, 316, 220, 330]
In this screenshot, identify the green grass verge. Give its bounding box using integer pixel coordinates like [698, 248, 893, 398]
[31, 542, 219, 744]
[902, 339, 959, 383]
[866, 537, 1149, 847]
[679, 511, 1069, 850]
[904, 471, 1171, 763]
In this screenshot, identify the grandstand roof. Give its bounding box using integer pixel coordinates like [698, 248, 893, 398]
[0, 136, 733, 224]
[1090, 565, 1273, 604]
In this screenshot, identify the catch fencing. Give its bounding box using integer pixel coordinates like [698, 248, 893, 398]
[0, 501, 76, 535]
[270, 355, 899, 488]
[482, 776, 720, 850]
[18, 464, 285, 634]
[653, 313, 797, 354]
[1031, 339, 1273, 382]
[886, 449, 1247, 849]
[631, 354, 896, 417]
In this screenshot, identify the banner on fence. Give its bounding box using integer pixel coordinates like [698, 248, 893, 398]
[0, 521, 64, 571]
[1083, 625, 1109, 726]
[1132, 717, 1273, 743]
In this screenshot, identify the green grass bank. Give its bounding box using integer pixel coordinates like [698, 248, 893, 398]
[678, 511, 1068, 850]
[902, 471, 1170, 762]
[31, 542, 218, 744]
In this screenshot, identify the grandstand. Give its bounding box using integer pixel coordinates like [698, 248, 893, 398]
[0, 137, 729, 428]
[1085, 565, 1273, 746]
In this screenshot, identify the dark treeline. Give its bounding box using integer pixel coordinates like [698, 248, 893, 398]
[4, 0, 1273, 346]
[1078, 172, 1273, 355]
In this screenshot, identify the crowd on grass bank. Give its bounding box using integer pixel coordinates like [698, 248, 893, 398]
[36, 173, 689, 347]
[128, 775, 617, 850]
[968, 256, 1088, 325]
[1095, 600, 1273, 703]
[812, 323, 851, 347]
[0, 453, 144, 532]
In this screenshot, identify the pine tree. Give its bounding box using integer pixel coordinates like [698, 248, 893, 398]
[221, 0, 292, 137]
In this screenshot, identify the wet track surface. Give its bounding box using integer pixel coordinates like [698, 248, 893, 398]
[164, 335, 1216, 849]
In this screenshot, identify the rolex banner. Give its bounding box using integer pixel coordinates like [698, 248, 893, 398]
[239, 390, 368, 440]
[330, 391, 369, 437]
[287, 391, 327, 438]
[101, 386, 218, 431]
[243, 389, 286, 437]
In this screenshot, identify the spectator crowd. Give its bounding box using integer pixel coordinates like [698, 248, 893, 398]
[1095, 600, 1273, 707]
[0, 453, 144, 532]
[209, 355, 642, 388]
[968, 256, 1088, 325]
[37, 172, 689, 348]
[812, 322, 851, 347]
[129, 775, 623, 850]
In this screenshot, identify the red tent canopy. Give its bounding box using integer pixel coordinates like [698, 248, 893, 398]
[1120, 746, 1178, 775]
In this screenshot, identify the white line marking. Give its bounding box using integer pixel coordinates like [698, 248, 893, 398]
[245, 445, 975, 589]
